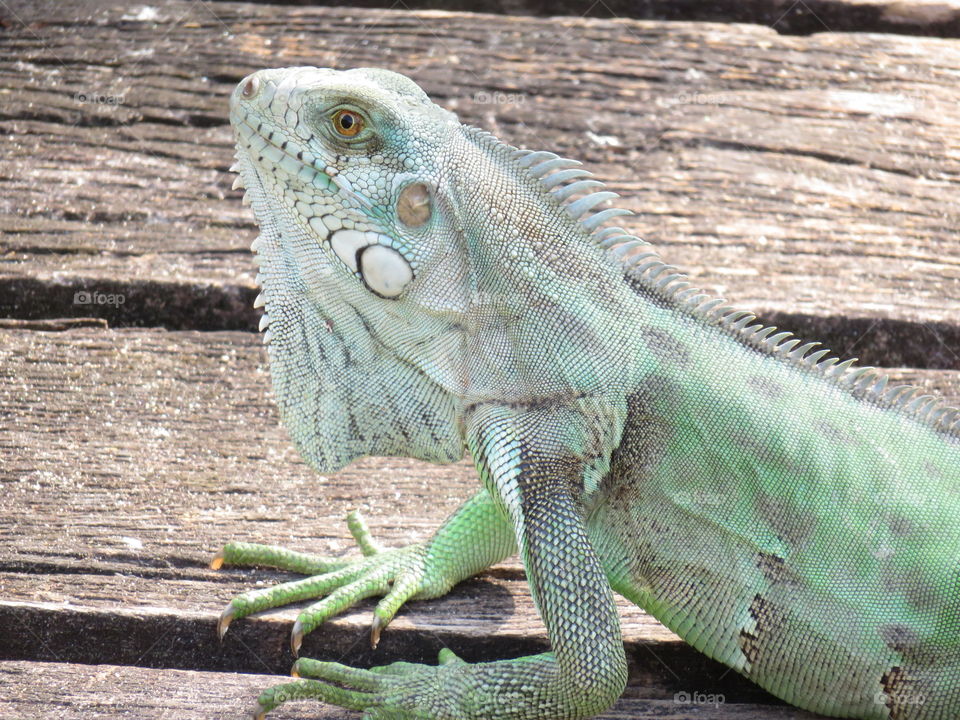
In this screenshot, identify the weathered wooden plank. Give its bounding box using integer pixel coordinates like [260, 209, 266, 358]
[0, 584, 716, 700]
[0, 660, 821, 720]
[0, 325, 771, 703]
[191, 0, 960, 37]
[0, 2, 957, 367]
[2, 328, 956, 568]
[1, 326, 958, 707]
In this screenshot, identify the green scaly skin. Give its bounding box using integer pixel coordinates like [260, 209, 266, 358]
[218, 67, 960, 719]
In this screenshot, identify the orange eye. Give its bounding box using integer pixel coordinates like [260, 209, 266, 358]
[332, 109, 364, 137]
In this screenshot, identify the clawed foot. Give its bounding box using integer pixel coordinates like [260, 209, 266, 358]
[249, 650, 466, 719]
[213, 510, 438, 653]
[213, 493, 522, 719]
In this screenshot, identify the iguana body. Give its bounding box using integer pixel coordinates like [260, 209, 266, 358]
[219, 66, 960, 720]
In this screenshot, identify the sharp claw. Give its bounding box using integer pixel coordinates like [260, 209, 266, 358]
[250, 702, 268, 720]
[291, 659, 302, 678]
[210, 548, 225, 570]
[370, 615, 385, 649]
[291, 619, 304, 657]
[217, 604, 235, 640]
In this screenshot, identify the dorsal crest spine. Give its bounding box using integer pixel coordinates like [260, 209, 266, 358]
[493, 137, 960, 439]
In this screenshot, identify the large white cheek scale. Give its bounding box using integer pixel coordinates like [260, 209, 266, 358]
[330, 229, 370, 272]
[357, 244, 414, 298]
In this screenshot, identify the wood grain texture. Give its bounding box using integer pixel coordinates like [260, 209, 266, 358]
[0, 327, 785, 705]
[1, 326, 957, 715]
[1, 2, 958, 718]
[190, 0, 960, 37]
[0, 660, 823, 720]
[0, 2, 957, 367]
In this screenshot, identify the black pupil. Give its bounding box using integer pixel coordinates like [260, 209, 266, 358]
[340, 114, 354, 129]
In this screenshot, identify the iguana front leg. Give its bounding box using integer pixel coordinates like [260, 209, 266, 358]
[462, 403, 629, 718]
[215, 487, 516, 650]
[252, 403, 628, 719]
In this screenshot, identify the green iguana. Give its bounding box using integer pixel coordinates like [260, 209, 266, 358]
[217, 66, 960, 720]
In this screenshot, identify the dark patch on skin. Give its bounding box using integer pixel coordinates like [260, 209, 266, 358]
[756, 491, 815, 549]
[880, 624, 950, 668]
[756, 551, 801, 588]
[644, 563, 703, 611]
[346, 408, 363, 441]
[885, 513, 915, 538]
[626, 374, 684, 422]
[610, 483, 634, 510]
[738, 593, 786, 667]
[729, 431, 806, 480]
[815, 419, 859, 446]
[589, 375, 677, 558]
[881, 666, 905, 717]
[880, 666, 928, 720]
[466, 390, 587, 416]
[638, 326, 692, 367]
[600, 374, 678, 496]
[739, 628, 761, 665]
[421, 408, 445, 447]
[394, 408, 412, 442]
[749, 375, 785, 401]
[924, 461, 947, 482]
[377, 382, 405, 442]
[880, 625, 921, 656]
[880, 564, 943, 615]
[547, 307, 606, 371]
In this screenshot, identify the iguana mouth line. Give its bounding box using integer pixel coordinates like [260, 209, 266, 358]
[232, 108, 339, 189]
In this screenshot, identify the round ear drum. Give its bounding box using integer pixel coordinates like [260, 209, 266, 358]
[397, 182, 432, 228]
[357, 244, 414, 298]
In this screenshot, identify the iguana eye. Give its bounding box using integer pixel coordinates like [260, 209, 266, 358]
[332, 109, 364, 137]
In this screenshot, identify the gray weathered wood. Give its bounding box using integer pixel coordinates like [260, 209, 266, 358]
[0, 2, 957, 367]
[186, 0, 960, 37]
[0, 660, 824, 720]
[1, 326, 957, 713]
[1, 2, 958, 718]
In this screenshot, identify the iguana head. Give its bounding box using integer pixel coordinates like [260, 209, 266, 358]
[231, 67, 469, 304]
[230, 67, 637, 471]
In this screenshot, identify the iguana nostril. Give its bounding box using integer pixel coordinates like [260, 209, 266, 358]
[397, 182, 432, 227]
[241, 76, 260, 99]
